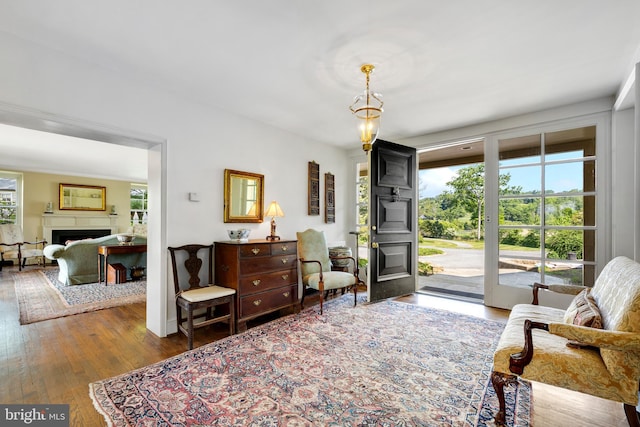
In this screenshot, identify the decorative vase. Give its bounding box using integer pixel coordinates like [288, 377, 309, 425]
[329, 246, 352, 268]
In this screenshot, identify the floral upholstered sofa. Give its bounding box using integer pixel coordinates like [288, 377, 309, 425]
[44, 234, 147, 285]
[491, 256, 640, 426]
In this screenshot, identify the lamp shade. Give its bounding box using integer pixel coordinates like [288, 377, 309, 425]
[265, 201, 284, 218]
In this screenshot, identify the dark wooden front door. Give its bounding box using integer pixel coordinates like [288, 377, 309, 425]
[369, 139, 417, 302]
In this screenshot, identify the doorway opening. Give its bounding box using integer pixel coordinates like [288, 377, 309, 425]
[416, 139, 486, 301]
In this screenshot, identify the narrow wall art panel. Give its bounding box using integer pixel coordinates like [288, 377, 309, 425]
[308, 161, 320, 215]
[325, 172, 335, 223]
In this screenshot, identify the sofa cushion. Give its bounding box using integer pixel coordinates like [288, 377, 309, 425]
[590, 256, 640, 333]
[563, 288, 603, 329]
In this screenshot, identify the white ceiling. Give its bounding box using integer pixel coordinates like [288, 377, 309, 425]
[1, 1, 639, 179]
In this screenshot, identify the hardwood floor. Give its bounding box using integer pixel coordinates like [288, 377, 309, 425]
[0, 268, 630, 426]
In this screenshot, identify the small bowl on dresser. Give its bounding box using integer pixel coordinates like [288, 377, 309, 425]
[227, 229, 251, 242]
[116, 233, 135, 245]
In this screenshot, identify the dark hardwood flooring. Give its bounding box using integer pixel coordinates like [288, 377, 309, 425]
[0, 267, 628, 426]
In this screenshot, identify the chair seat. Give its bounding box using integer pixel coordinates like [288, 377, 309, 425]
[303, 271, 356, 290]
[3, 248, 43, 259]
[180, 285, 235, 303]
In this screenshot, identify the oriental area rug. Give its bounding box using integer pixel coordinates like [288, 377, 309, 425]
[90, 294, 530, 426]
[13, 268, 146, 324]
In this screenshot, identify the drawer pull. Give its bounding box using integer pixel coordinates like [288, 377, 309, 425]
[281, 274, 289, 280]
[252, 279, 261, 286]
[283, 292, 290, 298]
[281, 258, 288, 264]
[252, 299, 262, 306]
[251, 248, 261, 255]
[281, 245, 288, 252]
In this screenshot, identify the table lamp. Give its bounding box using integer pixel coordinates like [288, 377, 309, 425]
[265, 201, 284, 241]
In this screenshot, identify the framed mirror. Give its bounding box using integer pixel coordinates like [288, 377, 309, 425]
[224, 169, 264, 223]
[59, 183, 106, 211]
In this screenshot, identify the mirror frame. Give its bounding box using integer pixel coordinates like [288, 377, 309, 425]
[224, 169, 264, 223]
[59, 183, 106, 211]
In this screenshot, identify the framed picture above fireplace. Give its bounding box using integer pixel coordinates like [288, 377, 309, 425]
[59, 183, 106, 211]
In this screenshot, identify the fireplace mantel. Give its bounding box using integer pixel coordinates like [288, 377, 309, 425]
[42, 214, 118, 244]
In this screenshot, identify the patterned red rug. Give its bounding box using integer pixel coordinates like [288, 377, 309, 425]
[89, 295, 530, 426]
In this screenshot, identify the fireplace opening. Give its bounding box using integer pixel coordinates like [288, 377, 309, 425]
[51, 229, 111, 245]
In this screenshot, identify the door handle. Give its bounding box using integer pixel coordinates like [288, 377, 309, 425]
[371, 242, 379, 249]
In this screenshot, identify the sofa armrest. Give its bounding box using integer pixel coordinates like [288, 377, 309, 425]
[549, 323, 640, 351]
[509, 319, 549, 374]
[43, 244, 66, 260]
[532, 282, 587, 305]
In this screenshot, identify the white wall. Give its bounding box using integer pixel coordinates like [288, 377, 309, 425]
[612, 108, 636, 258]
[0, 32, 355, 336]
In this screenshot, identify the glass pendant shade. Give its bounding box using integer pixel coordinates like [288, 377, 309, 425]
[350, 64, 383, 152]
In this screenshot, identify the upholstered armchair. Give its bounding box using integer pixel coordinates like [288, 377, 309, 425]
[0, 223, 47, 271]
[296, 229, 362, 314]
[491, 256, 640, 426]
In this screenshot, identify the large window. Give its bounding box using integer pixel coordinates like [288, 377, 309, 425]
[130, 183, 148, 225]
[497, 126, 596, 286]
[0, 172, 20, 225]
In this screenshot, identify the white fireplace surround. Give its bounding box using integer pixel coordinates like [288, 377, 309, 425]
[42, 214, 118, 244]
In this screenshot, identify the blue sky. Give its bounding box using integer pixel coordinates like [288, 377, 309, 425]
[419, 162, 583, 198]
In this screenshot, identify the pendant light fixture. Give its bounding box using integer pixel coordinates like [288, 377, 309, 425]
[349, 64, 383, 152]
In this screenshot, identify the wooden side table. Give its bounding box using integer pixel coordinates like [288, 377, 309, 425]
[98, 244, 147, 284]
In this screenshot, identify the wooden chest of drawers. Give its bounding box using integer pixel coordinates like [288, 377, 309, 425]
[214, 239, 299, 331]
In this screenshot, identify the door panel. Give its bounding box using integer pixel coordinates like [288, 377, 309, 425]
[377, 198, 411, 233]
[369, 139, 417, 301]
[377, 242, 411, 280]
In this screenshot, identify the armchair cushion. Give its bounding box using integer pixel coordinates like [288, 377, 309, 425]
[297, 229, 331, 276]
[303, 271, 359, 291]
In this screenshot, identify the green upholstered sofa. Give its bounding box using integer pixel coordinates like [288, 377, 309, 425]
[44, 234, 147, 285]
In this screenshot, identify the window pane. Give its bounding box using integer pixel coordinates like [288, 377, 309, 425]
[499, 197, 541, 226]
[0, 175, 18, 224]
[545, 127, 595, 161]
[498, 255, 541, 287]
[542, 260, 584, 286]
[130, 184, 148, 225]
[545, 160, 594, 194]
[499, 227, 541, 252]
[500, 165, 541, 194]
[544, 196, 595, 226]
[544, 229, 588, 260]
[498, 134, 541, 167]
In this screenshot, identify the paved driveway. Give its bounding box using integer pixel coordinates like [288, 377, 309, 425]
[417, 243, 547, 296]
